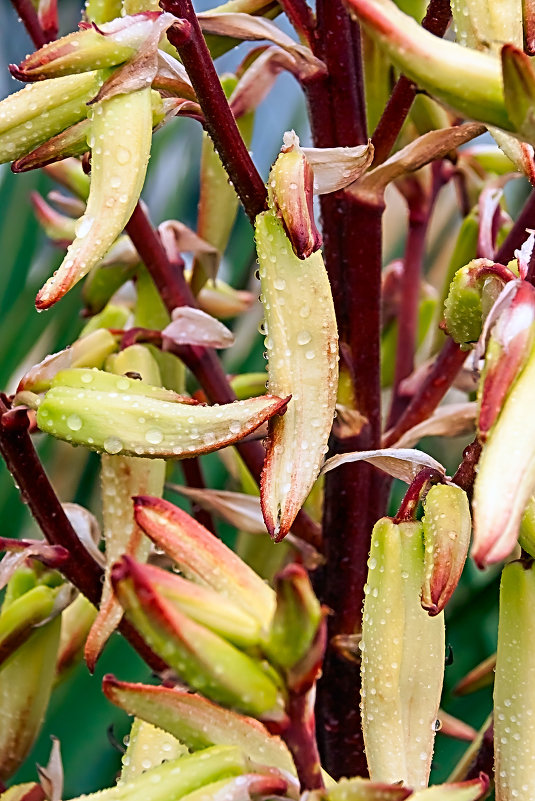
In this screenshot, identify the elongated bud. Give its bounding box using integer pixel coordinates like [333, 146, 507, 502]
[17, 328, 116, 393]
[133, 497, 276, 628]
[36, 87, 154, 309]
[478, 281, 535, 441]
[55, 594, 97, 679]
[30, 192, 78, 245]
[102, 677, 297, 777]
[421, 484, 471, 615]
[361, 518, 445, 789]
[0, 570, 61, 781]
[112, 556, 287, 721]
[268, 132, 321, 260]
[346, 0, 510, 129]
[0, 71, 103, 166]
[453, 653, 496, 696]
[12, 118, 91, 173]
[409, 775, 490, 799]
[36, 367, 288, 459]
[472, 311, 535, 565]
[494, 560, 535, 799]
[135, 562, 262, 647]
[264, 564, 323, 690]
[257, 209, 338, 540]
[312, 777, 412, 800]
[11, 13, 172, 81]
[0, 584, 60, 668]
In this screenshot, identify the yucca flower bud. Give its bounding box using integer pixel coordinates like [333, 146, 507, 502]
[267, 131, 321, 260]
[111, 556, 287, 721]
[0, 71, 103, 165]
[472, 283, 535, 566]
[256, 202, 337, 541]
[35, 367, 289, 459]
[494, 559, 535, 799]
[102, 677, 297, 778]
[11, 13, 174, 82]
[421, 484, 471, 615]
[360, 518, 445, 789]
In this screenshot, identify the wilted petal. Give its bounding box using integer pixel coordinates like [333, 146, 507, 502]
[178, 773, 289, 801]
[361, 518, 444, 789]
[421, 484, 471, 616]
[391, 403, 477, 449]
[301, 141, 374, 194]
[0, 540, 68, 590]
[133, 497, 276, 627]
[158, 220, 219, 284]
[112, 556, 287, 721]
[102, 677, 297, 778]
[321, 447, 445, 483]
[36, 737, 63, 801]
[162, 307, 234, 349]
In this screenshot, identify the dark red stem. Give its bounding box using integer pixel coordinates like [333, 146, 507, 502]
[161, 0, 267, 222]
[278, 0, 316, 43]
[371, 0, 452, 165]
[281, 691, 324, 790]
[388, 194, 430, 427]
[394, 467, 445, 523]
[464, 721, 494, 781]
[452, 437, 482, 500]
[9, 0, 52, 48]
[0, 401, 165, 672]
[495, 189, 535, 263]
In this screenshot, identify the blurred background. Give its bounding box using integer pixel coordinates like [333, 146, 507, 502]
[0, 1, 513, 793]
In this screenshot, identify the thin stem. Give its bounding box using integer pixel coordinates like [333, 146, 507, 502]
[282, 691, 324, 790]
[382, 338, 467, 447]
[452, 437, 482, 500]
[126, 203, 322, 550]
[394, 466, 445, 522]
[0, 401, 165, 672]
[371, 0, 452, 165]
[9, 0, 52, 48]
[162, 0, 267, 222]
[387, 198, 430, 427]
[278, 0, 316, 43]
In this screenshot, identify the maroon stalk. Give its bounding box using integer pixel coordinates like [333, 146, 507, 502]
[0, 401, 165, 673]
[161, 0, 267, 222]
[278, 0, 316, 43]
[9, 0, 52, 48]
[371, 0, 452, 165]
[394, 466, 445, 522]
[282, 691, 324, 790]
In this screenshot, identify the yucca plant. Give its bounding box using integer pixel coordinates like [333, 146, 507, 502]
[3, 0, 535, 798]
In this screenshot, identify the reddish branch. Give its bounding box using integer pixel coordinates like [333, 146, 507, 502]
[9, 0, 52, 48]
[162, 0, 267, 222]
[371, 0, 452, 165]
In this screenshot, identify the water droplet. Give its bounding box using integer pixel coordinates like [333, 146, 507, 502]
[66, 414, 82, 431]
[145, 428, 163, 445]
[104, 437, 122, 454]
[273, 277, 286, 290]
[229, 421, 241, 435]
[116, 146, 131, 165]
[297, 330, 312, 345]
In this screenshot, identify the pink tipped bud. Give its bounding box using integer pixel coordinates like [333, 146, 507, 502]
[268, 132, 322, 259]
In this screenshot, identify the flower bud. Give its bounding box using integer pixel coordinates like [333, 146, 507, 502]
[11, 13, 172, 82]
[494, 559, 535, 799]
[133, 497, 276, 628]
[264, 564, 324, 691]
[36, 367, 289, 460]
[0, 71, 103, 165]
[120, 719, 186, 782]
[35, 87, 153, 309]
[421, 484, 471, 615]
[477, 280, 535, 441]
[102, 677, 297, 777]
[360, 518, 445, 789]
[112, 556, 287, 721]
[267, 132, 321, 260]
[256, 209, 337, 541]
